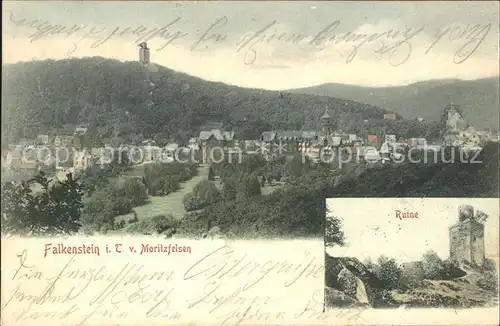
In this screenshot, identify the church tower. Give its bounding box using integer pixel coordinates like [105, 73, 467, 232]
[449, 205, 485, 267]
[320, 108, 333, 136]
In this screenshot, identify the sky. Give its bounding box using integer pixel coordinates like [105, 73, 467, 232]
[325, 198, 499, 264]
[2, 1, 499, 90]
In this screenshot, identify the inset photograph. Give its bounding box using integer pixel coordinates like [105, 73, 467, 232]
[325, 198, 499, 309]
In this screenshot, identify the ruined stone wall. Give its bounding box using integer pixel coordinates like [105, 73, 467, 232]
[449, 222, 472, 264]
[449, 220, 485, 266]
[470, 220, 485, 267]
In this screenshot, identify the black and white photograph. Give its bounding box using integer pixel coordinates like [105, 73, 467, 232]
[325, 198, 499, 309]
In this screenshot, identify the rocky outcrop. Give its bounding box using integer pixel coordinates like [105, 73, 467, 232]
[326, 253, 498, 309]
[325, 253, 386, 307]
[324, 286, 365, 308]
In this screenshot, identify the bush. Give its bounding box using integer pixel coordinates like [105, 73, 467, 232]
[143, 162, 196, 196]
[221, 177, 237, 201]
[422, 250, 446, 280]
[125, 214, 178, 235]
[482, 258, 497, 272]
[325, 215, 345, 247]
[115, 219, 126, 229]
[163, 175, 181, 195]
[183, 180, 220, 212]
[1, 172, 84, 236]
[477, 271, 498, 292]
[81, 178, 149, 233]
[236, 174, 261, 200]
[183, 192, 200, 212]
[81, 190, 118, 232]
[150, 214, 179, 234]
[192, 180, 220, 206]
[118, 178, 148, 207]
[374, 256, 402, 289]
[208, 166, 215, 181]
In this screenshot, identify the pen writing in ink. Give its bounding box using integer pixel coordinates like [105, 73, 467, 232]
[218, 298, 286, 326]
[67, 26, 107, 55]
[2, 252, 86, 320]
[12, 302, 80, 323]
[191, 16, 228, 51]
[90, 18, 185, 49]
[293, 289, 326, 320]
[187, 281, 282, 326]
[6, 11, 88, 42]
[88, 262, 131, 305]
[308, 20, 341, 46]
[7, 11, 189, 55]
[426, 23, 492, 64]
[31, 253, 78, 305]
[236, 20, 278, 65]
[374, 26, 425, 66]
[453, 23, 491, 64]
[11, 249, 43, 281]
[184, 245, 320, 291]
[78, 303, 129, 326]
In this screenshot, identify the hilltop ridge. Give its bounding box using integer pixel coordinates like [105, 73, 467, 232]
[289, 77, 500, 130]
[1, 57, 389, 145]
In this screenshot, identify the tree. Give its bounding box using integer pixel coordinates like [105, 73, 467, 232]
[482, 258, 497, 272]
[375, 255, 402, 289]
[81, 189, 118, 233]
[221, 176, 238, 201]
[289, 153, 306, 178]
[236, 174, 261, 200]
[325, 215, 345, 247]
[183, 180, 221, 212]
[208, 166, 215, 181]
[80, 176, 151, 233]
[363, 258, 377, 274]
[183, 192, 200, 212]
[142, 162, 194, 196]
[422, 250, 446, 280]
[1, 171, 84, 236]
[125, 214, 179, 236]
[193, 180, 220, 205]
[127, 178, 149, 204]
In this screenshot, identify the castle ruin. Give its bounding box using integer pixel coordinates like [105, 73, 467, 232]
[449, 205, 485, 267]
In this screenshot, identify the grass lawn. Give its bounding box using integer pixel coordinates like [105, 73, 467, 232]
[117, 165, 210, 221]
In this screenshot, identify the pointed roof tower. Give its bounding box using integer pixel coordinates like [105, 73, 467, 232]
[321, 107, 331, 119]
[320, 107, 334, 136]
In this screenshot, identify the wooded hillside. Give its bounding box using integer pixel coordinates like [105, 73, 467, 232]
[2, 57, 389, 145]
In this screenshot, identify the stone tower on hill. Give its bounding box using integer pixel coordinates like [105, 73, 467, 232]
[449, 205, 485, 267]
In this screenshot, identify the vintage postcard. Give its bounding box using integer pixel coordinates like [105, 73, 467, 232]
[2, 1, 499, 325]
[325, 198, 499, 324]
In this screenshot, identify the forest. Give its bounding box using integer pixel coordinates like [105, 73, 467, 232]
[2, 142, 497, 237]
[1, 58, 497, 238]
[2, 58, 441, 147]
